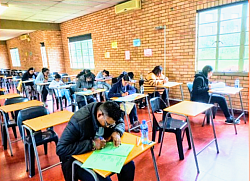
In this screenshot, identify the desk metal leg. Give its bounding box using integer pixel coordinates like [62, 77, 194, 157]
[210, 108, 219, 153]
[150, 147, 160, 181]
[0, 110, 13, 156]
[145, 96, 153, 128]
[228, 95, 237, 135]
[239, 92, 246, 124]
[72, 160, 99, 181]
[180, 85, 184, 101]
[23, 125, 44, 181]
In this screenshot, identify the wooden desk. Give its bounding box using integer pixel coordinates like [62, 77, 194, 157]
[72, 132, 160, 181]
[162, 101, 218, 174]
[36, 82, 50, 86]
[0, 100, 43, 156]
[0, 93, 20, 100]
[156, 81, 184, 105]
[22, 110, 73, 181]
[208, 87, 246, 134]
[75, 88, 107, 96]
[111, 93, 151, 133]
[22, 79, 34, 83]
[0, 88, 6, 92]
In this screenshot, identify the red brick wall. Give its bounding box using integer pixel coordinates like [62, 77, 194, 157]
[0, 44, 10, 69]
[60, 0, 249, 110]
[6, 30, 65, 73]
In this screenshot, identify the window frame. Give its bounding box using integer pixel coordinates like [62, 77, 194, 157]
[10, 48, 21, 67]
[40, 43, 48, 68]
[196, 1, 249, 73]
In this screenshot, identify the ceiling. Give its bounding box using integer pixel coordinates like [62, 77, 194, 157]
[0, 0, 124, 40]
[0, 29, 35, 40]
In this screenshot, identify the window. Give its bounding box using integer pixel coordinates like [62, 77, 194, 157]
[196, 2, 249, 72]
[68, 34, 95, 69]
[10, 48, 21, 67]
[40, 43, 48, 67]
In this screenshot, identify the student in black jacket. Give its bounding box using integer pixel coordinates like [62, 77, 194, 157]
[191, 65, 236, 124]
[22, 67, 37, 100]
[56, 101, 135, 181]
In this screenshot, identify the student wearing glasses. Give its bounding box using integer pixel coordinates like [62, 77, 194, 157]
[56, 101, 135, 181]
[108, 73, 140, 133]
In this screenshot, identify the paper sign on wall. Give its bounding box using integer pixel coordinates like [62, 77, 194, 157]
[125, 51, 130, 60]
[112, 42, 117, 48]
[133, 39, 141, 47]
[105, 52, 110, 58]
[144, 49, 152, 56]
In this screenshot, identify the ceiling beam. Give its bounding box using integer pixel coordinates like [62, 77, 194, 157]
[0, 19, 60, 31]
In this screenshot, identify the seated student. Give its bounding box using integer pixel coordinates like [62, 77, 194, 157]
[49, 74, 72, 105]
[22, 67, 38, 100]
[96, 69, 111, 90]
[191, 65, 236, 124]
[56, 101, 135, 181]
[76, 71, 97, 108]
[108, 74, 140, 133]
[144, 66, 169, 112]
[35, 68, 50, 106]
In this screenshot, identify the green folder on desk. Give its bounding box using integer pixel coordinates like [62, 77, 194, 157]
[81, 142, 134, 173]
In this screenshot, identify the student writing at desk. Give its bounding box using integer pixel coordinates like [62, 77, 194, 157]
[22, 67, 37, 100]
[76, 72, 97, 108]
[95, 69, 111, 90]
[144, 66, 169, 112]
[56, 101, 135, 181]
[191, 65, 236, 124]
[35, 68, 50, 106]
[49, 74, 72, 105]
[108, 74, 140, 133]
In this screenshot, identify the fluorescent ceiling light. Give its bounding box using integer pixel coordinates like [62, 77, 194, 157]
[0, 3, 8, 15]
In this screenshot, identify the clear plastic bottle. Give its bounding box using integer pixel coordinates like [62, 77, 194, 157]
[234, 78, 240, 88]
[140, 120, 149, 144]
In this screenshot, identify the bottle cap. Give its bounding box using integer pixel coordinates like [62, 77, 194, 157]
[142, 120, 146, 124]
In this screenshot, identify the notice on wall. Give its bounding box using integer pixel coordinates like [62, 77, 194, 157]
[133, 39, 141, 47]
[105, 52, 110, 58]
[144, 49, 152, 56]
[112, 42, 117, 48]
[125, 51, 130, 60]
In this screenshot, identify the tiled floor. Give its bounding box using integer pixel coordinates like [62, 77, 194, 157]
[0, 96, 249, 181]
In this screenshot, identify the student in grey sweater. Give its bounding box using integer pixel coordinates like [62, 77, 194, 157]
[35, 68, 50, 105]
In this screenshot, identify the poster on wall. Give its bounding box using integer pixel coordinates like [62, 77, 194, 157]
[144, 49, 152, 56]
[133, 39, 141, 47]
[112, 42, 117, 48]
[105, 52, 110, 58]
[125, 51, 130, 60]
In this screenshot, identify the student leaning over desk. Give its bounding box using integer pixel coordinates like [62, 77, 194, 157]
[22, 67, 38, 100]
[144, 66, 169, 111]
[191, 65, 236, 124]
[108, 73, 140, 133]
[35, 68, 50, 106]
[56, 101, 135, 181]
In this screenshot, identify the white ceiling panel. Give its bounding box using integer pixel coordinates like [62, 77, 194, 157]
[45, 6, 81, 14]
[0, 29, 35, 40]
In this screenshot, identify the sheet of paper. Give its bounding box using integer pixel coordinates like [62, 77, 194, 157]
[81, 152, 126, 173]
[96, 142, 134, 157]
[120, 102, 135, 114]
[115, 93, 143, 102]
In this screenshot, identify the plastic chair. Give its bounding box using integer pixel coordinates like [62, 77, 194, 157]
[1, 97, 29, 150]
[150, 97, 191, 160]
[17, 106, 58, 177]
[51, 89, 67, 111]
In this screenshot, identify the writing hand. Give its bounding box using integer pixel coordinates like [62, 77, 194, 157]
[94, 137, 106, 150]
[91, 88, 95, 92]
[111, 132, 121, 147]
[83, 88, 87, 91]
[122, 92, 128, 97]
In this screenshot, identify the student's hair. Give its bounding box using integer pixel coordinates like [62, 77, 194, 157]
[103, 70, 109, 76]
[76, 69, 86, 78]
[152, 66, 163, 76]
[202, 65, 213, 77]
[122, 74, 131, 82]
[55, 74, 61, 79]
[118, 71, 128, 81]
[28, 67, 34, 72]
[99, 101, 122, 121]
[42, 68, 49, 73]
[128, 72, 134, 79]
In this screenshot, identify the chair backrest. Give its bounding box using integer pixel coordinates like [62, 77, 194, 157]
[4, 97, 29, 106]
[17, 106, 49, 137]
[111, 77, 118, 84]
[150, 97, 167, 113]
[186, 82, 193, 98]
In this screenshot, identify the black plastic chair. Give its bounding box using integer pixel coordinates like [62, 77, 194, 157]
[150, 97, 191, 160]
[51, 89, 67, 111]
[111, 77, 118, 85]
[1, 97, 29, 150]
[17, 106, 58, 177]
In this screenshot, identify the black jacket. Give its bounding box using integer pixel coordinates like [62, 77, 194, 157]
[22, 71, 36, 86]
[108, 79, 136, 98]
[191, 72, 209, 103]
[56, 102, 125, 163]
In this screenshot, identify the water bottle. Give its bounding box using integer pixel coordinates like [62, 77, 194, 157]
[234, 78, 240, 88]
[140, 73, 143, 80]
[141, 120, 149, 144]
[140, 85, 144, 93]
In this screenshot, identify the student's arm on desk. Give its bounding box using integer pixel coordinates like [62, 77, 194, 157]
[192, 77, 209, 94]
[108, 84, 122, 98]
[126, 84, 136, 95]
[56, 120, 92, 160]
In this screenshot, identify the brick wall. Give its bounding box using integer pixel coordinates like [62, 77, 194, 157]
[0, 44, 10, 69]
[60, 0, 249, 110]
[6, 30, 65, 73]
